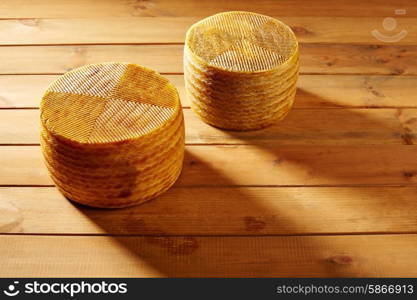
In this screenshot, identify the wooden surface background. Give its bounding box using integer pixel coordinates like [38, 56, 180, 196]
[0, 0, 417, 277]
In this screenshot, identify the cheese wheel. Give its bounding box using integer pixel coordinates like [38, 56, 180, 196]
[40, 62, 184, 208]
[184, 11, 299, 130]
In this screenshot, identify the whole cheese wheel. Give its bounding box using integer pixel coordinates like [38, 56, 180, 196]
[184, 11, 299, 130]
[40, 62, 184, 208]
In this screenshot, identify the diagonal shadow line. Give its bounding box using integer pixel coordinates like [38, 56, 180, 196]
[71, 88, 417, 277]
[216, 87, 417, 276]
[73, 160, 388, 278]
[220, 87, 417, 203]
[209, 88, 415, 146]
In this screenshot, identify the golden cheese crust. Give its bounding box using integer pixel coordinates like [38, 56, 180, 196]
[184, 11, 299, 131]
[40, 63, 185, 208]
[41, 63, 181, 144]
[185, 11, 298, 73]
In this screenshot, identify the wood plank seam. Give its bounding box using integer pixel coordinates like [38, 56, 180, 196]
[1, 0, 417, 278]
[0, 44, 416, 75]
[2, 108, 416, 145]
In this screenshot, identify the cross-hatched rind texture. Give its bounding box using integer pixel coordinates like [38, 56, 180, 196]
[184, 11, 299, 130]
[41, 62, 179, 144]
[186, 11, 298, 73]
[40, 62, 184, 208]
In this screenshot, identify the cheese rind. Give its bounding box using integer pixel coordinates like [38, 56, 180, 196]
[184, 11, 299, 130]
[40, 63, 185, 208]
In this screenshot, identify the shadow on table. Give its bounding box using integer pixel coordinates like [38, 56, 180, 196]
[74, 87, 413, 277]
[74, 149, 328, 277]
[216, 88, 413, 147]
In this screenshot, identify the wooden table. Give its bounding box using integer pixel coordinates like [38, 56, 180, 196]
[1, 0, 417, 277]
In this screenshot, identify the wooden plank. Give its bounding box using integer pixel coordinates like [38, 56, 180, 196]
[1, 145, 417, 186]
[186, 108, 415, 146]
[1, 44, 416, 75]
[297, 75, 417, 108]
[1, 17, 416, 45]
[0, 75, 51, 108]
[0, 0, 416, 18]
[1, 234, 417, 277]
[301, 43, 416, 75]
[0, 108, 413, 145]
[0, 18, 190, 45]
[0, 45, 183, 74]
[2, 186, 417, 235]
[0, 110, 39, 144]
[0, 45, 184, 74]
[397, 109, 417, 145]
[1, 75, 417, 109]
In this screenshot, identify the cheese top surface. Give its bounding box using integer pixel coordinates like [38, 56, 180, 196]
[185, 11, 298, 73]
[40, 63, 180, 144]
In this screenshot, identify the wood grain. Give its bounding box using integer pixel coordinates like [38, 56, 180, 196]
[1, 108, 415, 145]
[1, 44, 416, 75]
[184, 108, 416, 146]
[301, 44, 416, 75]
[296, 75, 417, 108]
[1, 75, 417, 109]
[0, 45, 183, 74]
[1, 145, 417, 186]
[1, 17, 416, 45]
[1, 0, 417, 279]
[1, 186, 417, 235]
[1, 0, 416, 18]
[1, 234, 417, 277]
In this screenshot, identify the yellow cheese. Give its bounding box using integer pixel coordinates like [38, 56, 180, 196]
[40, 62, 184, 208]
[184, 11, 299, 130]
